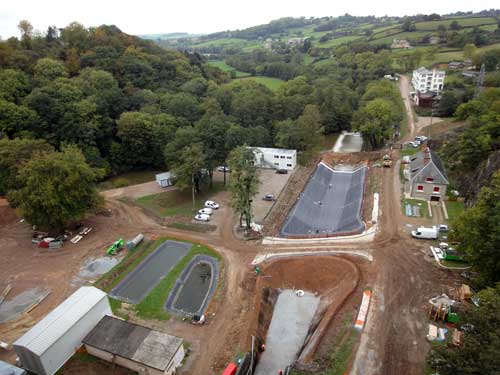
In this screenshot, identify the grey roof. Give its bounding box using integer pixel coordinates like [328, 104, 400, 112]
[248, 147, 296, 156]
[409, 149, 448, 184]
[156, 172, 172, 180]
[13, 287, 107, 355]
[83, 316, 183, 371]
[0, 360, 27, 375]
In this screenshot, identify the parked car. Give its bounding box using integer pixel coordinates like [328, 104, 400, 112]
[402, 155, 411, 164]
[411, 226, 438, 240]
[276, 169, 288, 174]
[408, 141, 420, 148]
[262, 194, 276, 201]
[217, 166, 231, 173]
[438, 224, 449, 232]
[205, 200, 220, 209]
[415, 135, 428, 142]
[194, 213, 210, 222]
[198, 208, 213, 215]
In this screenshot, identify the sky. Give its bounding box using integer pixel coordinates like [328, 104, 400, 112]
[0, 0, 498, 38]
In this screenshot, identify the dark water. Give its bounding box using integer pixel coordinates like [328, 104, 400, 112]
[173, 263, 212, 314]
[110, 241, 191, 303]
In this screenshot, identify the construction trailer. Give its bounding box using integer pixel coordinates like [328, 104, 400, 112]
[13, 287, 111, 375]
[155, 172, 174, 188]
[83, 315, 184, 375]
[249, 147, 297, 171]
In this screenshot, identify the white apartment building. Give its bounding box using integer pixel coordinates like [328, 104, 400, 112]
[411, 67, 446, 93]
[248, 147, 297, 170]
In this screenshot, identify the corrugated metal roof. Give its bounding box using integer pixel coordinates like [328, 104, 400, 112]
[156, 172, 172, 180]
[83, 316, 182, 371]
[13, 287, 107, 355]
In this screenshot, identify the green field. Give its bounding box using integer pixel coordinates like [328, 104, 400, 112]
[316, 35, 362, 48]
[414, 17, 497, 31]
[135, 182, 224, 217]
[235, 76, 285, 91]
[371, 31, 431, 44]
[191, 37, 248, 48]
[207, 60, 251, 77]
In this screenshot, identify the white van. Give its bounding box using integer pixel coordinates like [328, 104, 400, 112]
[411, 226, 438, 240]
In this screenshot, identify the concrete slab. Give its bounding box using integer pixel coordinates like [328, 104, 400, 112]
[0, 288, 50, 323]
[255, 290, 319, 375]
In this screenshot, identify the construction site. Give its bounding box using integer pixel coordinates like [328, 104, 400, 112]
[0, 77, 469, 375]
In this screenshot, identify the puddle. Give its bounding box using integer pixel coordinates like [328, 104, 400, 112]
[0, 287, 50, 323]
[79, 257, 120, 279]
[255, 290, 320, 374]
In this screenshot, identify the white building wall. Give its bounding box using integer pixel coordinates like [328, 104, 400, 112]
[252, 148, 296, 170]
[411, 68, 445, 93]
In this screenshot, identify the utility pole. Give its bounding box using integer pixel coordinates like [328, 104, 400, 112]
[474, 64, 485, 99]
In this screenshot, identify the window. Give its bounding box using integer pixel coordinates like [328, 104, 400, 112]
[433, 186, 440, 193]
[274, 155, 279, 159]
[417, 185, 424, 191]
[426, 177, 434, 182]
[280, 156, 285, 159]
[274, 162, 279, 166]
[286, 156, 292, 159]
[286, 164, 292, 167]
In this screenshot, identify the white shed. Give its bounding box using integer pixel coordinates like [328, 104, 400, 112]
[155, 172, 173, 188]
[13, 286, 111, 375]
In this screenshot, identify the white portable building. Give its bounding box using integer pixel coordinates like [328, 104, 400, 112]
[249, 147, 297, 170]
[13, 286, 111, 375]
[155, 172, 173, 188]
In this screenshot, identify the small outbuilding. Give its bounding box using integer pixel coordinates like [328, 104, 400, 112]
[83, 315, 185, 375]
[13, 286, 111, 375]
[155, 172, 174, 188]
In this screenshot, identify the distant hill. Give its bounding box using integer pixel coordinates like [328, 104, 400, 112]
[139, 32, 201, 40]
[146, 10, 499, 56]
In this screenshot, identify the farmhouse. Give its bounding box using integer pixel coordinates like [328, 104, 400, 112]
[83, 315, 184, 375]
[409, 148, 449, 201]
[155, 172, 174, 188]
[391, 39, 412, 49]
[13, 287, 111, 375]
[249, 147, 297, 170]
[412, 67, 446, 94]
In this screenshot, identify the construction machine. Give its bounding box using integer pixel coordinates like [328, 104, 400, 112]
[382, 154, 392, 168]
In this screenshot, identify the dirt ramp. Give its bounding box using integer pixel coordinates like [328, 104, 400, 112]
[249, 256, 360, 364]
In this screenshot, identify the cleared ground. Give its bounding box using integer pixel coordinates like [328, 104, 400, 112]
[252, 169, 292, 223]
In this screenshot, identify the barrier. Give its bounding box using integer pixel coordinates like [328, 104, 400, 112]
[354, 290, 372, 330]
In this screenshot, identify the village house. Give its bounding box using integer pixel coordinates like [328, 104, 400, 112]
[409, 148, 449, 201]
[391, 39, 412, 49]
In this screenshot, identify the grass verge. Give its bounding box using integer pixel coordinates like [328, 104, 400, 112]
[135, 182, 224, 218]
[134, 239, 222, 320]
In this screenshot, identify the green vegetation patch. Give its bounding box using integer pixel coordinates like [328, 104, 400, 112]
[134, 239, 222, 320]
[414, 17, 497, 31]
[135, 182, 224, 217]
[446, 200, 465, 221]
[316, 35, 362, 48]
[207, 60, 251, 77]
[98, 170, 161, 191]
[235, 76, 285, 91]
[402, 198, 430, 218]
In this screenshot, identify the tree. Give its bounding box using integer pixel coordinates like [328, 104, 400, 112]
[17, 20, 33, 48]
[296, 104, 324, 149]
[7, 146, 102, 230]
[352, 98, 397, 149]
[0, 100, 40, 138]
[402, 18, 415, 32]
[449, 20, 461, 30]
[463, 43, 477, 59]
[450, 171, 500, 286]
[227, 146, 259, 229]
[438, 91, 459, 117]
[0, 69, 30, 103]
[172, 144, 205, 211]
[0, 138, 53, 195]
[33, 58, 68, 86]
[428, 284, 500, 374]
